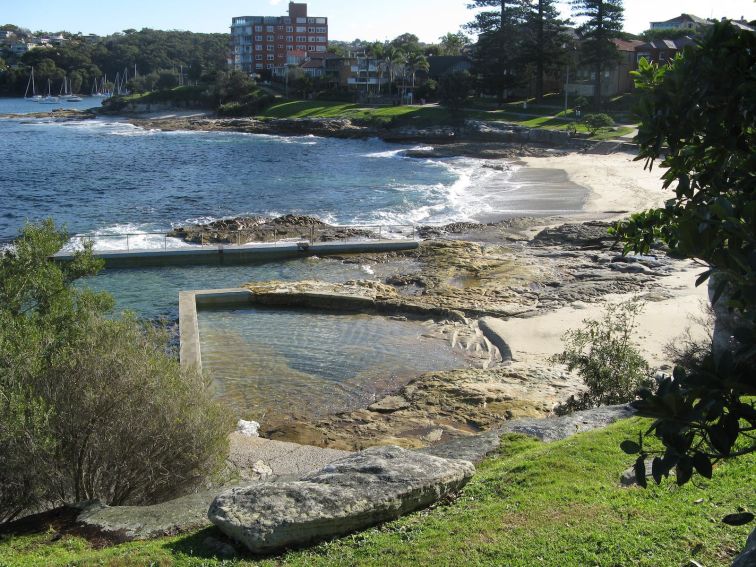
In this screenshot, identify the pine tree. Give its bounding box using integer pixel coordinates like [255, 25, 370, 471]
[571, 0, 624, 107]
[523, 0, 571, 101]
[467, 0, 529, 103]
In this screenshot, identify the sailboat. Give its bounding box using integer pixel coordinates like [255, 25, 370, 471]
[39, 79, 60, 104]
[24, 68, 42, 102]
[61, 77, 83, 102]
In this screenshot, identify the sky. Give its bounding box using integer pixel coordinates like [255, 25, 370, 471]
[3, 0, 755, 42]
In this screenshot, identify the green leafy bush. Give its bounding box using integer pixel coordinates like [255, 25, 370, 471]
[0, 222, 233, 523]
[582, 112, 615, 135]
[552, 300, 652, 413]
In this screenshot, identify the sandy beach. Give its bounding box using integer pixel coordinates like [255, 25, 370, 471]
[521, 152, 669, 221]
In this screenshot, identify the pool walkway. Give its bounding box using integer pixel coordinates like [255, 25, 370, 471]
[52, 239, 420, 268]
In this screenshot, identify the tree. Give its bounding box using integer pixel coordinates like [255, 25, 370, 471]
[571, 0, 624, 108]
[613, 22, 755, 486]
[522, 0, 571, 101]
[438, 70, 473, 113]
[468, 0, 529, 103]
[407, 52, 429, 89]
[155, 70, 179, 90]
[0, 221, 232, 522]
[438, 32, 469, 56]
[390, 33, 422, 55]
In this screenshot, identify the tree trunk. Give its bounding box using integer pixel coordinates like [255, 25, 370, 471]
[535, 0, 545, 102]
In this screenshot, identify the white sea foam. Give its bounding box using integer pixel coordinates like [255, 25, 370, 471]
[64, 222, 201, 253]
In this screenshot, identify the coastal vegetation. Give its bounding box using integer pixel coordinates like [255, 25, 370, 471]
[0, 28, 228, 97]
[1, 418, 753, 565]
[0, 222, 233, 522]
[552, 299, 652, 414]
[613, 22, 756, 485]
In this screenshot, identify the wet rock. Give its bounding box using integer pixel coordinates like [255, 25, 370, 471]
[208, 446, 474, 554]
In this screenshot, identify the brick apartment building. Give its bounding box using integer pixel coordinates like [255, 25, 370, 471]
[231, 2, 328, 74]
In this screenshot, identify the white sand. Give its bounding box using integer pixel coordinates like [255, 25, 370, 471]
[521, 152, 670, 222]
[502, 151, 708, 370]
[486, 262, 710, 369]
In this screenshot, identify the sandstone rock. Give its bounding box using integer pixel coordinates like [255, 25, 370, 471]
[497, 405, 636, 442]
[237, 419, 260, 437]
[368, 395, 411, 413]
[208, 446, 474, 554]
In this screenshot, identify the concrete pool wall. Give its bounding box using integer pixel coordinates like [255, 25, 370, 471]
[56, 239, 420, 268]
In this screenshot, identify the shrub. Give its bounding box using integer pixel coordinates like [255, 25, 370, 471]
[0, 221, 233, 522]
[552, 299, 653, 414]
[582, 112, 615, 135]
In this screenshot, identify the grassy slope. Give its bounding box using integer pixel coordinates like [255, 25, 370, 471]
[1, 418, 752, 566]
[255, 100, 634, 139]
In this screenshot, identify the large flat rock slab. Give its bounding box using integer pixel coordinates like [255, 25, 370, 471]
[78, 436, 351, 541]
[208, 445, 474, 554]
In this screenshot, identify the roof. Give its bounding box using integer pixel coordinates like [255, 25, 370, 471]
[732, 20, 756, 32]
[638, 36, 697, 51]
[612, 38, 644, 51]
[651, 13, 710, 27]
[427, 56, 472, 77]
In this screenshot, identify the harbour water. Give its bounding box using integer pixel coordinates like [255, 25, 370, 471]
[198, 306, 470, 421]
[0, 97, 587, 316]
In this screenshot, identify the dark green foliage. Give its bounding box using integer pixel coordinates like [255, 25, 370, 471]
[0, 222, 233, 522]
[438, 71, 473, 112]
[522, 0, 572, 101]
[0, 28, 228, 97]
[582, 112, 614, 134]
[613, 22, 756, 485]
[571, 0, 625, 107]
[467, 1, 530, 102]
[552, 300, 652, 414]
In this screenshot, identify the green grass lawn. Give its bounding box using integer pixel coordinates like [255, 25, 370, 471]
[1, 417, 752, 566]
[254, 100, 634, 140]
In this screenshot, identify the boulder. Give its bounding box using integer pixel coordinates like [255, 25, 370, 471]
[208, 445, 474, 554]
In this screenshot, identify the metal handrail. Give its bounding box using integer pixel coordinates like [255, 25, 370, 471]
[70, 223, 419, 252]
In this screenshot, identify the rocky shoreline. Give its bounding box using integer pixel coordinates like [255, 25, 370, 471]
[172, 217, 690, 451]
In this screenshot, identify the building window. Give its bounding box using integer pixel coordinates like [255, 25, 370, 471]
[287, 45, 294, 51]
[286, 35, 293, 41]
[255, 54, 263, 60]
[297, 18, 306, 23]
[255, 25, 262, 31]
[267, 35, 274, 41]
[296, 26, 306, 32]
[286, 26, 293, 32]
[307, 45, 316, 51]
[267, 54, 275, 61]
[255, 44, 263, 51]
[267, 45, 274, 51]
[316, 27, 326, 33]
[316, 45, 326, 52]
[266, 64, 274, 69]
[255, 35, 263, 41]
[266, 25, 274, 31]
[256, 63, 263, 69]
[308, 27, 315, 33]
[297, 45, 306, 50]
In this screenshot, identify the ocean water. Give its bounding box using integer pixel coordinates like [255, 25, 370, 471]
[1, 97, 585, 318]
[0, 98, 506, 243]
